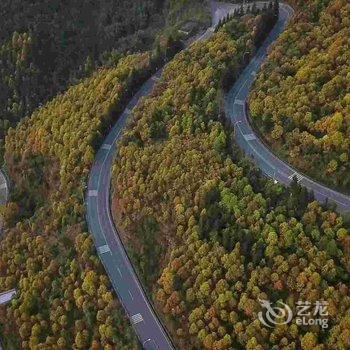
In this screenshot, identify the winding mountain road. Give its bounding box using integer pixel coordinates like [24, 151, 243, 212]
[86, 3, 259, 349]
[85, 2, 315, 350]
[226, 3, 350, 214]
[86, 69, 173, 350]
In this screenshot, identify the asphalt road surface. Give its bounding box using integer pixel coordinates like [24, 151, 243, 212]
[0, 169, 9, 236]
[0, 289, 16, 305]
[86, 68, 175, 350]
[86, 2, 297, 350]
[0, 171, 8, 206]
[0, 171, 9, 349]
[226, 3, 350, 214]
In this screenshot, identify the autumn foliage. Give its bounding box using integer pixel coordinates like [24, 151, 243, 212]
[250, 0, 350, 191]
[0, 54, 154, 349]
[112, 9, 350, 350]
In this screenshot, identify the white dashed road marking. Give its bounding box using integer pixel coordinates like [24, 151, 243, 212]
[234, 99, 245, 106]
[131, 313, 143, 325]
[288, 173, 303, 183]
[97, 244, 110, 254]
[244, 134, 256, 141]
[0, 289, 17, 305]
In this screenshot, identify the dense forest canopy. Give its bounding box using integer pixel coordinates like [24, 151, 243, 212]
[111, 5, 350, 350]
[0, 52, 157, 349]
[1, 0, 350, 349]
[0, 0, 212, 348]
[250, 0, 350, 192]
[0, 0, 210, 161]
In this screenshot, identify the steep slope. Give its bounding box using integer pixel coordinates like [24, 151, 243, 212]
[0, 0, 211, 161]
[0, 53, 156, 349]
[250, 0, 350, 192]
[111, 6, 350, 350]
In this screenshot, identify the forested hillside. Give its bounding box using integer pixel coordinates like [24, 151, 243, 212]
[112, 6, 350, 350]
[0, 0, 210, 161]
[0, 0, 213, 348]
[0, 53, 158, 349]
[2, 1, 350, 349]
[250, 0, 350, 191]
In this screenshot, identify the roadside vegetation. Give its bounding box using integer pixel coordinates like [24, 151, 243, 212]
[0, 0, 211, 162]
[250, 0, 350, 192]
[1, 1, 350, 350]
[0, 0, 212, 348]
[0, 52, 158, 349]
[0, 0, 215, 347]
[112, 4, 350, 350]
